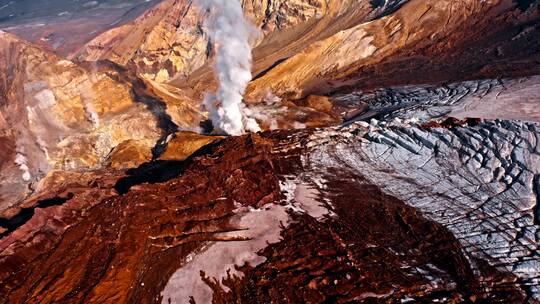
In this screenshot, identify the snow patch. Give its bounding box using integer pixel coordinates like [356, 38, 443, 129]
[162, 173, 337, 303]
[161, 203, 290, 304]
[280, 176, 335, 220]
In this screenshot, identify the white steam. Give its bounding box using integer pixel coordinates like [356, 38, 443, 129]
[78, 79, 100, 128]
[14, 151, 31, 182]
[199, 0, 260, 136]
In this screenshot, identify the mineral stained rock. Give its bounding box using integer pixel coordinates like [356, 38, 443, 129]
[0, 0, 539, 303]
[0, 31, 158, 210]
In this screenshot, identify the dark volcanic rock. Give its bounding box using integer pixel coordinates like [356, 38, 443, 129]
[1, 119, 538, 303]
[0, 134, 281, 303]
[306, 120, 540, 301]
[202, 180, 525, 303]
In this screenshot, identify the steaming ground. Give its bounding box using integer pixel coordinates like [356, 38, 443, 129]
[198, 0, 260, 136]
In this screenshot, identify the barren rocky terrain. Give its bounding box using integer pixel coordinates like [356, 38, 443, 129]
[0, 0, 539, 303]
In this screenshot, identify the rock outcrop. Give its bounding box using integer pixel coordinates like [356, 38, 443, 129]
[0, 32, 165, 211]
[74, 0, 404, 83]
[246, 0, 540, 99]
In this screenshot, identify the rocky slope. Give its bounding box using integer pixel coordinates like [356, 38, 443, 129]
[72, 0, 540, 128]
[74, 0, 405, 83]
[0, 118, 538, 303]
[0, 31, 202, 212]
[246, 0, 540, 99]
[0, 0, 539, 303]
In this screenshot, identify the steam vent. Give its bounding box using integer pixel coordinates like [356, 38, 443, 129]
[1, 0, 540, 303]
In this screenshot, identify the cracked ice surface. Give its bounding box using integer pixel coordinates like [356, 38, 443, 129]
[307, 120, 540, 298]
[335, 76, 540, 124]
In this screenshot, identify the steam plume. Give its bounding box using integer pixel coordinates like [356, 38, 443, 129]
[199, 0, 260, 136]
[14, 150, 31, 182]
[78, 79, 100, 128]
